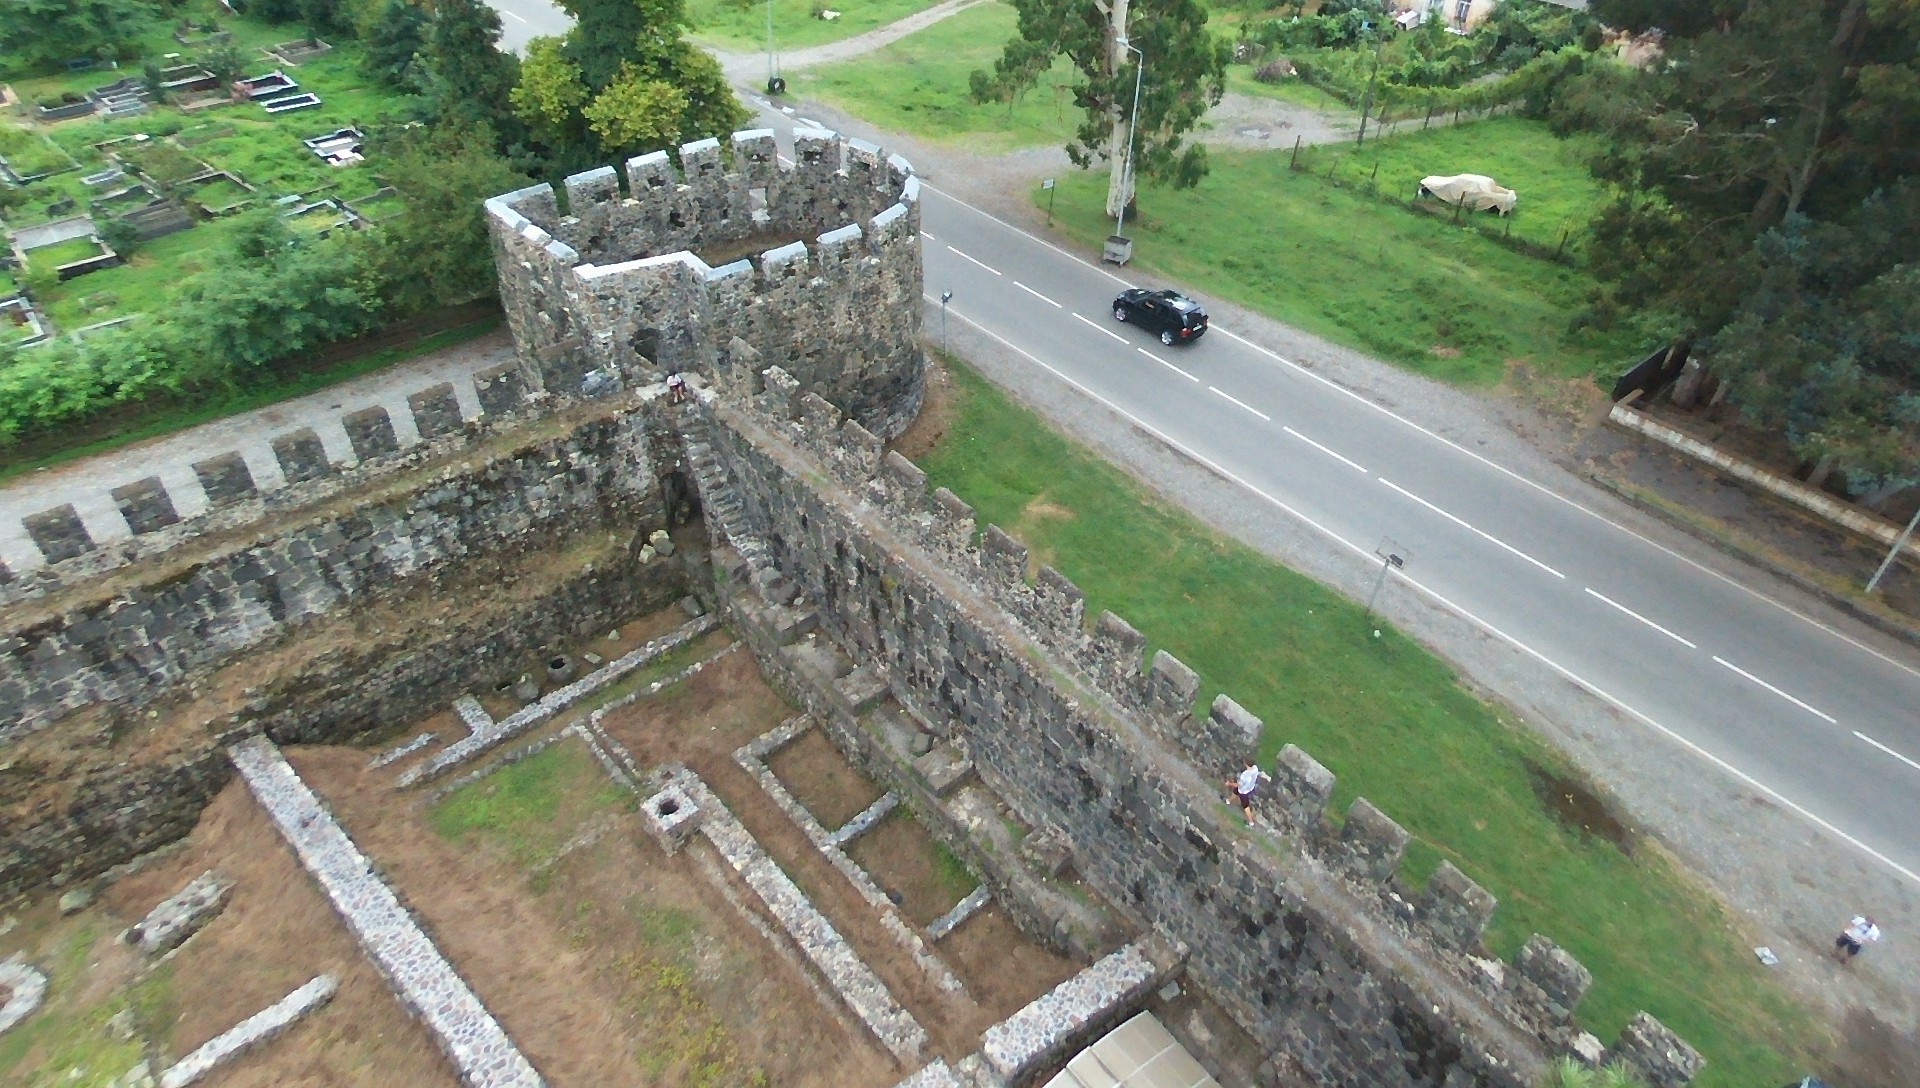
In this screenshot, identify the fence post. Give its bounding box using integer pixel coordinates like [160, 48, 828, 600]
[1555, 221, 1570, 260]
[1425, 103, 1434, 129]
[1369, 161, 1379, 194]
[1291, 134, 1302, 171]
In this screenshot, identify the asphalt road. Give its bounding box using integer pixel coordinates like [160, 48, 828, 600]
[479, 0, 1920, 887]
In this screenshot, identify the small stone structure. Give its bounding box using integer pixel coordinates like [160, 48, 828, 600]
[486, 128, 925, 438]
[0, 954, 49, 1036]
[128, 869, 234, 956]
[978, 940, 1176, 1084]
[157, 974, 337, 1088]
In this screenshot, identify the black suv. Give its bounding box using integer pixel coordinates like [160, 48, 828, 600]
[1112, 288, 1209, 346]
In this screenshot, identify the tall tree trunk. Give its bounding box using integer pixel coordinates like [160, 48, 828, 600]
[1104, 0, 1134, 222]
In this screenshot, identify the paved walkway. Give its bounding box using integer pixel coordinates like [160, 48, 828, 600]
[0, 330, 515, 575]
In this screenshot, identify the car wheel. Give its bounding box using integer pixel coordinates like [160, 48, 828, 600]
[1113, 305, 1128, 322]
[1160, 328, 1176, 346]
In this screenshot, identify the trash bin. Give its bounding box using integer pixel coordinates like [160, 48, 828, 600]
[1103, 235, 1134, 265]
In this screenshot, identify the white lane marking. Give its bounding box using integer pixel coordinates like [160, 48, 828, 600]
[502, 9, 528, 21]
[920, 231, 937, 242]
[931, 295, 1920, 888]
[1713, 657, 1838, 724]
[1141, 348, 1197, 382]
[924, 172, 1920, 679]
[1014, 281, 1061, 308]
[1283, 426, 1367, 474]
[946, 245, 1002, 276]
[1377, 479, 1563, 577]
[1584, 588, 1698, 649]
[1855, 731, 1920, 772]
[1380, 478, 1469, 528]
[1208, 385, 1268, 420]
[1073, 312, 1129, 345]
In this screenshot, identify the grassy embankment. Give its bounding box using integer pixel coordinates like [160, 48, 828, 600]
[914, 359, 1821, 1088]
[808, 2, 1637, 386]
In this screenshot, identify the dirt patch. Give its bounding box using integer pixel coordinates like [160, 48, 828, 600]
[298, 739, 890, 1088]
[768, 727, 886, 830]
[2, 779, 451, 1088]
[893, 355, 957, 463]
[1825, 1005, 1920, 1088]
[845, 812, 977, 929]
[939, 905, 1079, 1022]
[1429, 345, 1462, 359]
[1527, 762, 1635, 855]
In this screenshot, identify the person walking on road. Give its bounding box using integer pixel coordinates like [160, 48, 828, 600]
[1833, 915, 1882, 965]
[1227, 760, 1272, 827]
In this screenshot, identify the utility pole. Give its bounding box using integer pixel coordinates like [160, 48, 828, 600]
[1866, 505, 1920, 594]
[1356, 23, 1385, 147]
[1115, 38, 1145, 239]
[1101, 0, 1134, 221]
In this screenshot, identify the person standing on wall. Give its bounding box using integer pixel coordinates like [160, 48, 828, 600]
[1227, 760, 1271, 827]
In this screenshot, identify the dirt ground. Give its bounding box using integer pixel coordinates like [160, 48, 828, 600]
[845, 812, 977, 930]
[769, 727, 887, 830]
[2, 781, 451, 1088]
[593, 647, 1084, 1060]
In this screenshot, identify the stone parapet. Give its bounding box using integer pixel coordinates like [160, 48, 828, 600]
[696, 383, 1704, 1088]
[486, 129, 924, 438]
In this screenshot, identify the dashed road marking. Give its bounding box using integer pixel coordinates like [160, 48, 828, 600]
[1714, 657, 1838, 723]
[1014, 281, 1061, 308]
[1584, 588, 1697, 648]
[1072, 312, 1129, 344]
[1208, 385, 1268, 420]
[947, 246, 1001, 276]
[1283, 426, 1367, 474]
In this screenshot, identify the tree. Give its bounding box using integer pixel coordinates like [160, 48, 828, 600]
[511, 36, 590, 145]
[422, 0, 521, 129]
[360, 121, 530, 313]
[581, 63, 687, 151]
[1563, 0, 1920, 494]
[972, 0, 1228, 219]
[361, 0, 428, 91]
[0, 0, 147, 70]
[511, 0, 746, 163]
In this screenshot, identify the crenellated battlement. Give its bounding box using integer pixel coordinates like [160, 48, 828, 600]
[703, 365, 1705, 1088]
[485, 129, 924, 439]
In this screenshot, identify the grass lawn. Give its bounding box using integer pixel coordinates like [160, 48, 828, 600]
[803, 1, 1082, 153]
[430, 742, 631, 868]
[1223, 65, 1355, 113]
[917, 357, 1820, 1088]
[25, 237, 106, 270]
[1039, 144, 1636, 386]
[688, 0, 944, 52]
[1292, 117, 1611, 255]
[0, 122, 78, 177]
[38, 217, 248, 328]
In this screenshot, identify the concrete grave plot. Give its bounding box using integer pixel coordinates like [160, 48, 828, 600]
[0, 778, 454, 1088]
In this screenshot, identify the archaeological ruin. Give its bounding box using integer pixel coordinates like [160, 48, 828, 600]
[0, 130, 1701, 1088]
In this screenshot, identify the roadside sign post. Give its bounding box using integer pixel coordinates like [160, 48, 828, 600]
[1365, 538, 1409, 623]
[1043, 177, 1056, 221]
[940, 290, 953, 353]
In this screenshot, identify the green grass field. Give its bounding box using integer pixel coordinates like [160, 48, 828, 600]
[430, 742, 630, 868]
[1292, 116, 1610, 255]
[803, 1, 1081, 153]
[688, 0, 943, 52]
[917, 357, 1820, 1088]
[1039, 139, 1636, 386]
[1224, 64, 1355, 112]
[25, 237, 106, 270]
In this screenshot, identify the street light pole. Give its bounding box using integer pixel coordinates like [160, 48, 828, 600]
[1866, 504, 1920, 594]
[1115, 38, 1145, 239]
[939, 290, 953, 352]
[766, 0, 781, 94]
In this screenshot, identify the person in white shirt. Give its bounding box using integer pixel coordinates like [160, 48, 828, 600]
[1225, 760, 1272, 826]
[1833, 915, 1882, 965]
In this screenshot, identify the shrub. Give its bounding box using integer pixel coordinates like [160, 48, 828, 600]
[1255, 58, 1297, 83]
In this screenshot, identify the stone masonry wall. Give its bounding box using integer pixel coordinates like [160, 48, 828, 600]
[1, 399, 666, 741]
[486, 129, 924, 439]
[696, 377, 1702, 1088]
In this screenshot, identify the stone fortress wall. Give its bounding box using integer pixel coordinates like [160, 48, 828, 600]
[486, 128, 926, 440]
[691, 373, 1703, 1088]
[0, 392, 690, 898]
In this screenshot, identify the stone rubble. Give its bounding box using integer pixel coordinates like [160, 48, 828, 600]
[452, 695, 495, 735]
[664, 765, 929, 1066]
[128, 869, 233, 957]
[0, 954, 48, 1036]
[825, 791, 899, 849]
[157, 974, 338, 1088]
[979, 941, 1167, 1084]
[369, 731, 439, 768]
[925, 886, 992, 944]
[229, 736, 543, 1088]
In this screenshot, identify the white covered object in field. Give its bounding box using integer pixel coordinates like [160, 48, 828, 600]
[1419, 173, 1518, 214]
